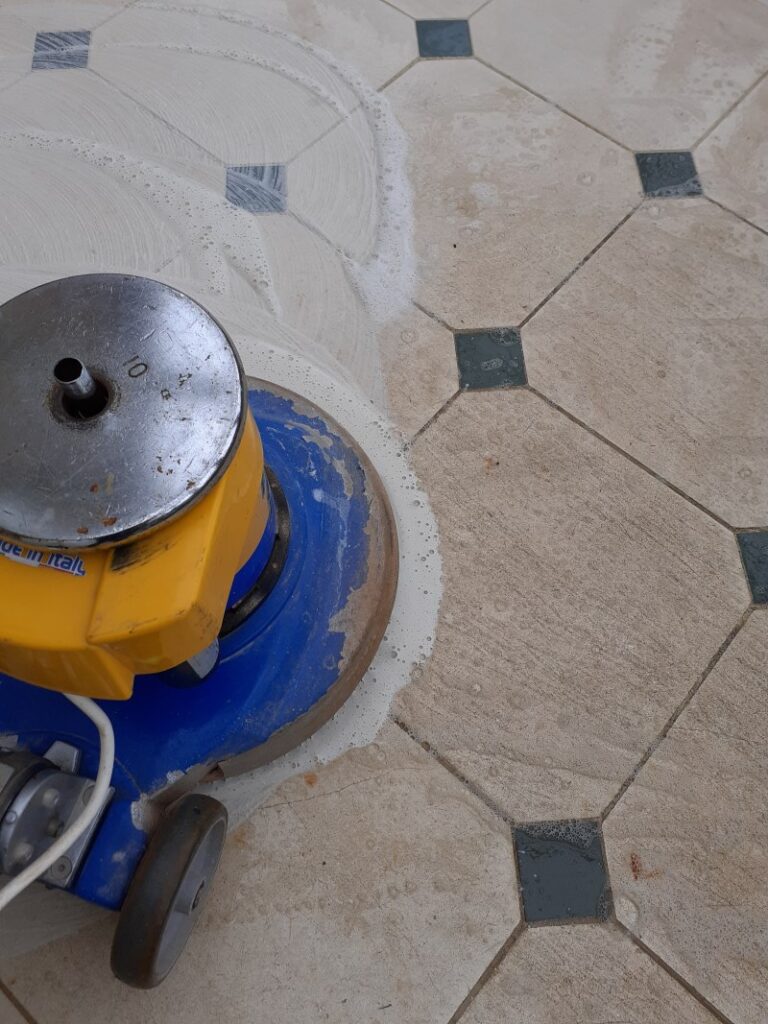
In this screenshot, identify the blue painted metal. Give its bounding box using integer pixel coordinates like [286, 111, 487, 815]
[0, 385, 373, 909]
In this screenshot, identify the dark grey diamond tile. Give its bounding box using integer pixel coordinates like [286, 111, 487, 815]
[635, 151, 702, 198]
[515, 820, 611, 924]
[32, 31, 90, 70]
[226, 164, 287, 214]
[737, 531, 768, 604]
[416, 20, 472, 59]
[454, 328, 526, 390]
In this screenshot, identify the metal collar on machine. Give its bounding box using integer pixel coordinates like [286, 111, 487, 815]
[0, 274, 247, 550]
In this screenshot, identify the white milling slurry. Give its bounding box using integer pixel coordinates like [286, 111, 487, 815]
[0, 1, 438, 952]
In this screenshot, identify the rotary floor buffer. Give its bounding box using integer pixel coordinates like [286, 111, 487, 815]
[0, 274, 397, 987]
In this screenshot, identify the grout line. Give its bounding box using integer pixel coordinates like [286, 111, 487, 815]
[373, 0, 417, 19]
[445, 922, 527, 1024]
[89, 69, 226, 167]
[409, 389, 461, 444]
[468, 0, 496, 17]
[704, 194, 768, 240]
[412, 301, 456, 332]
[473, 56, 635, 153]
[519, 204, 641, 328]
[526, 385, 736, 533]
[91, 0, 145, 32]
[285, 111, 350, 166]
[392, 716, 514, 825]
[601, 606, 753, 822]
[691, 66, 768, 151]
[379, 56, 420, 92]
[0, 981, 40, 1024]
[613, 921, 738, 1024]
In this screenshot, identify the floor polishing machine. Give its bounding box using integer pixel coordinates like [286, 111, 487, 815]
[0, 274, 397, 987]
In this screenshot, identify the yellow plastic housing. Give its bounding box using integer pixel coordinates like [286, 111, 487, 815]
[0, 413, 268, 700]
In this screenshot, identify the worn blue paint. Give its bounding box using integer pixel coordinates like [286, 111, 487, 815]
[0, 386, 372, 908]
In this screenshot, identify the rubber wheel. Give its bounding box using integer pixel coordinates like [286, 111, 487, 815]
[111, 794, 228, 989]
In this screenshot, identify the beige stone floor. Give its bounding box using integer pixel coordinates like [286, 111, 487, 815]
[2, 0, 768, 1022]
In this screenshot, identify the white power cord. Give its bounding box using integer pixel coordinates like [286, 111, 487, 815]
[0, 693, 115, 913]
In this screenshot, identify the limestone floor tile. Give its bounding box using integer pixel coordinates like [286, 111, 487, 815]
[461, 924, 719, 1023]
[0, 994, 27, 1024]
[697, 75, 768, 233]
[2, 723, 520, 1024]
[92, 7, 349, 164]
[604, 609, 768, 1024]
[472, 0, 768, 151]
[141, 0, 416, 90]
[290, 108, 379, 261]
[0, 13, 38, 93]
[378, 304, 458, 438]
[385, 59, 638, 328]
[395, 389, 748, 822]
[0, 146, 191, 273]
[524, 200, 768, 527]
[0, 65, 220, 175]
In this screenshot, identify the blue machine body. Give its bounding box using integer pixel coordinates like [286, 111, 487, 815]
[0, 385, 384, 909]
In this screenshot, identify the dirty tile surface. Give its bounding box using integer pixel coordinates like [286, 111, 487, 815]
[697, 75, 768, 233]
[524, 200, 768, 526]
[604, 611, 768, 1024]
[386, 59, 638, 327]
[3, 724, 520, 1024]
[395, 388, 747, 822]
[461, 925, 720, 1024]
[472, 0, 768, 150]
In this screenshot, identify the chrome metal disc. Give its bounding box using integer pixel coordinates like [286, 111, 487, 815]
[0, 274, 246, 549]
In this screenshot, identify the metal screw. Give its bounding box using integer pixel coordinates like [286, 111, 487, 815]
[51, 857, 72, 879]
[12, 841, 34, 866]
[41, 786, 61, 809]
[4, 810, 17, 825]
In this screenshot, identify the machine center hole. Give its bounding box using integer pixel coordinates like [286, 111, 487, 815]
[54, 357, 111, 420]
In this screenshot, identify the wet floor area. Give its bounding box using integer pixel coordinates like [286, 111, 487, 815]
[1, 1, 768, 1022]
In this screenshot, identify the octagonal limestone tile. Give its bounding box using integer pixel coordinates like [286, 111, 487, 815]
[604, 609, 768, 1024]
[91, 6, 352, 164]
[461, 925, 719, 1024]
[0, 68, 223, 274]
[0, 994, 27, 1024]
[472, 0, 768, 151]
[138, 0, 416, 89]
[697, 75, 768, 234]
[524, 199, 768, 528]
[395, 389, 748, 822]
[385, 59, 638, 329]
[2, 723, 519, 1024]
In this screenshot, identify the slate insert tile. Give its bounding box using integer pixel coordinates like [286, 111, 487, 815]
[737, 531, 768, 604]
[635, 151, 702, 198]
[454, 327, 526, 390]
[32, 31, 90, 70]
[515, 820, 611, 923]
[226, 164, 287, 214]
[416, 20, 472, 59]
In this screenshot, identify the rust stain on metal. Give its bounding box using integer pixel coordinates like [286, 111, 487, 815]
[89, 483, 99, 494]
[102, 516, 118, 527]
[76, 526, 89, 535]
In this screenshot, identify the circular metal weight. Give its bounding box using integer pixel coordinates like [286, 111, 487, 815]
[0, 274, 246, 549]
[111, 794, 228, 989]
